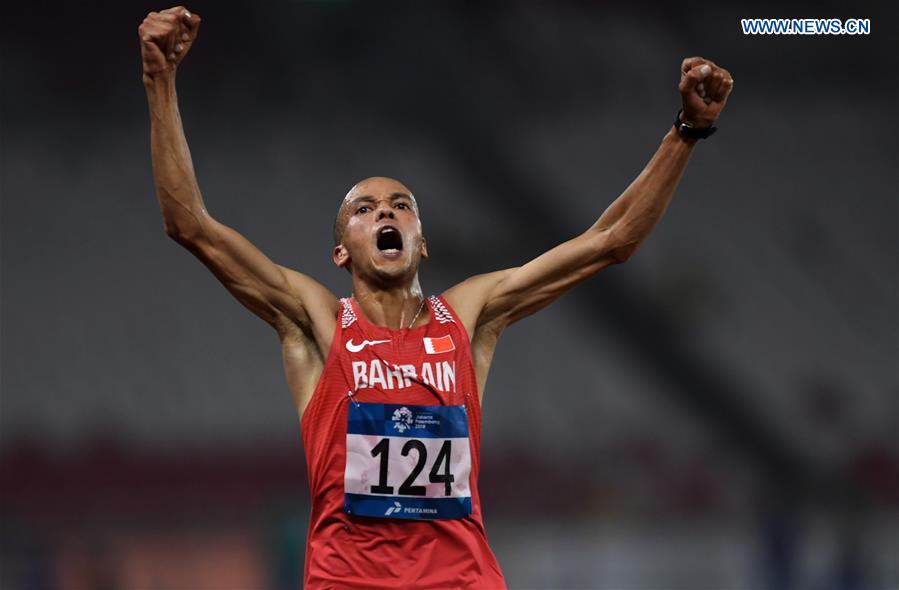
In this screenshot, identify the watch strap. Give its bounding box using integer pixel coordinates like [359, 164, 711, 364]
[674, 110, 717, 139]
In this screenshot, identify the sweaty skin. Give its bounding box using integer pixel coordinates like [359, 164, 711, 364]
[139, 7, 733, 418]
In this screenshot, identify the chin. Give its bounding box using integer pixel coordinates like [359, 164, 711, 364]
[369, 256, 417, 283]
[373, 264, 410, 282]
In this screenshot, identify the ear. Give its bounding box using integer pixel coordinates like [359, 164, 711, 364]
[420, 236, 429, 261]
[333, 244, 350, 269]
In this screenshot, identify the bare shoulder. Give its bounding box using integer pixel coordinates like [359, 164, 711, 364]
[275, 265, 341, 416]
[276, 264, 340, 355]
[442, 269, 516, 401]
[442, 268, 516, 342]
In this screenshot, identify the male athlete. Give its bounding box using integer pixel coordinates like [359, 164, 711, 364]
[140, 6, 733, 589]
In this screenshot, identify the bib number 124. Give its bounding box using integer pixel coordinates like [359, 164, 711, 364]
[369, 438, 454, 496]
[344, 403, 472, 520]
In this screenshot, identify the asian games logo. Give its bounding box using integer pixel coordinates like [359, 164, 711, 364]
[392, 407, 414, 433]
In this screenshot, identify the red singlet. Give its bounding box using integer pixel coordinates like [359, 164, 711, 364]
[301, 296, 506, 589]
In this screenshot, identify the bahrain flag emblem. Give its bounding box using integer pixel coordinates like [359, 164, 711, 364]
[423, 335, 455, 354]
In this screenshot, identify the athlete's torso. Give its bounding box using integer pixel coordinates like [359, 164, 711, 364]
[300, 296, 506, 589]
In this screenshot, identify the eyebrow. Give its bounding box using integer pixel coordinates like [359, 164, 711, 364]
[350, 195, 376, 206]
[350, 192, 413, 205]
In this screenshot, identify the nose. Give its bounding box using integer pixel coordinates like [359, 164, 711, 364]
[376, 203, 395, 221]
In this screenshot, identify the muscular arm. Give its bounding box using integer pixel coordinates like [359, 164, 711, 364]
[140, 7, 338, 349]
[446, 57, 734, 340]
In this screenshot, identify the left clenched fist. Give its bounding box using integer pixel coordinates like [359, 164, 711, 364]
[679, 57, 734, 128]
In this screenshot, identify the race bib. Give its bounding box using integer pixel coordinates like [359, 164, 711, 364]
[344, 402, 472, 520]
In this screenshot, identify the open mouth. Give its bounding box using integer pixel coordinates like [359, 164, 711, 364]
[376, 226, 404, 253]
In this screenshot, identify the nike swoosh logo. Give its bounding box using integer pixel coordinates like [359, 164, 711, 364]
[345, 339, 391, 353]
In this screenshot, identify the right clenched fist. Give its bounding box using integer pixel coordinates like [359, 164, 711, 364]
[139, 6, 200, 82]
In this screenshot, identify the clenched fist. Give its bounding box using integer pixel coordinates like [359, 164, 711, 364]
[678, 57, 734, 128]
[139, 6, 200, 82]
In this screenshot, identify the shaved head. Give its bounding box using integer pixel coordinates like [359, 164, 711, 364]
[333, 176, 418, 245]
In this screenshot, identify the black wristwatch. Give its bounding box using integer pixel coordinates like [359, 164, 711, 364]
[674, 110, 717, 139]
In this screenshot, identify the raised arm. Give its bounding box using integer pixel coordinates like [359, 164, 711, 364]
[446, 57, 734, 337]
[139, 7, 338, 348]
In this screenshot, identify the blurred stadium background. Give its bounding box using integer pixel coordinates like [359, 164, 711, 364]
[1, 1, 896, 588]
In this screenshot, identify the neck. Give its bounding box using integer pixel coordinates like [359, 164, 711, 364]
[351, 274, 426, 330]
